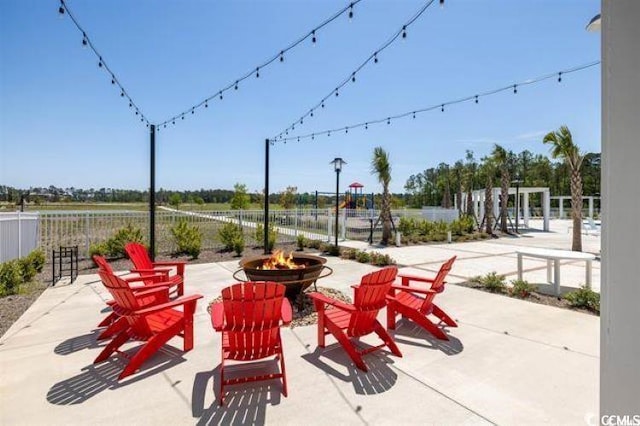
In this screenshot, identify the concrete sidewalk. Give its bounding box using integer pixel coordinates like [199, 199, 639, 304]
[0, 229, 599, 425]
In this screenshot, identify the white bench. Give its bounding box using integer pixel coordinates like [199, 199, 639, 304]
[516, 247, 596, 297]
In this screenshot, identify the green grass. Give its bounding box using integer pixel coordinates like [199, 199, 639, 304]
[3, 202, 298, 212]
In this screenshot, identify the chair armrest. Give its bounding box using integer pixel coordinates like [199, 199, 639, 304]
[210, 302, 224, 331]
[133, 287, 170, 305]
[124, 273, 168, 283]
[152, 261, 186, 276]
[308, 292, 354, 312]
[398, 274, 436, 285]
[135, 294, 203, 315]
[390, 285, 437, 295]
[131, 268, 172, 275]
[281, 299, 293, 325]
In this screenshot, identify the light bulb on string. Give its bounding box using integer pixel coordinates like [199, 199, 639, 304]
[321, 101, 325, 108]
[345, 127, 348, 133]
[280, 51, 284, 62]
[335, 89, 339, 97]
[173, 120, 175, 125]
[558, 72, 562, 82]
[311, 30, 316, 45]
[351, 73, 356, 83]
[256, 68, 260, 78]
[387, 118, 391, 125]
[234, 81, 238, 90]
[181, 115, 184, 120]
[513, 85, 518, 94]
[441, 104, 445, 112]
[475, 95, 479, 104]
[374, 52, 378, 64]
[348, 3, 353, 21]
[111, 76, 115, 85]
[297, 137, 300, 142]
[328, 131, 331, 137]
[135, 111, 139, 115]
[412, 112, 416, 119]
[312, 134, 315, 140]
[205, 101, 208, 108]
[310, 111, 314, 117]
[402, 26, 407, 39]
[98, 58, 103, 68]
[365, 123, 368, 130]
[439, 0, 444, 8]
[58, 3, 65, 15]
[129, 102, 132, 108]
[82, 33, 88, 48]
[191, 109, 194, 114]
[219, 92, 223, 100]
[120, 91, 124, 97]
[300, 118, 303, 125]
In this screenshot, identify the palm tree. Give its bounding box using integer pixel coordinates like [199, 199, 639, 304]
[543, 126, 584, 251]
[491, 144, 511, 233]
[371, 147, 393, 245]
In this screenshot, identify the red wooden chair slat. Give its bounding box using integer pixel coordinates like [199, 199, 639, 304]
[125, 242, 186, 296]
[94, 268, 202, 380]
[211, 282, 291, 405]
[387, 256, 457, 341]
[309, 266, 402, 372]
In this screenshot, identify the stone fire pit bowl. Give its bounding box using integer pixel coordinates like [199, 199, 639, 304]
[233, 253, 332, 306]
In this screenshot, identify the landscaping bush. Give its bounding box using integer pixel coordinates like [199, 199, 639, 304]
[475, 272, 507, 293]
[254, 222, 276, 251]
[450, 215, 475, 236]
[170, 219, 202, 258]
[564, 285, 600, 313]
[398, 217, 418, 238]
[233, 235, 245, 256]
[355, 250, 371, 263]
[0, 260, 22, 297]
[369, 252, 396, 266]
[340, 248, 358, 260]
[25, 249, 45, 273]
[219, 222, 243, 251]
[306, 239, 323, 250]
[509, 278, 536, 298]
[296, 234, 306, 251]
[18, 257, 37, 282]
[98, 223, 145, 258]
[89, 242, 107, 258]
[323, 244, 341, 257]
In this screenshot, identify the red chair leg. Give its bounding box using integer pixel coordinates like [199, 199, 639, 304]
[94, 329, 130, 363]
[279, 346, 288, 397]
[315, 301, 326, 348]
[98, 311, 117, 327]
[432, 304, 457, 327]
[386, 303, 397, 330]
[404, 307, 449, 341]
[97, 317, 127, 340]
[325, 319, 367, 372]
[119, 323, 180, 379]
[373, 321, 402, 358]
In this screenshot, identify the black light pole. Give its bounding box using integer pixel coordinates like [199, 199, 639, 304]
[149, 124, 156, 260]
[331, 158, 346, 247]
[511, 175, 523, 233]
[263, 139, 270, 254]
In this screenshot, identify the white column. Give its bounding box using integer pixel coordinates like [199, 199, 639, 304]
[492, 188, 500, 219]
[542, 190, 550, 232]
[523, 193, 530, 227]
[559, 198, 564, 219]
[601, 0, 640, 417]
[478, 192, 485, 224]
[588, 196, 594, 219]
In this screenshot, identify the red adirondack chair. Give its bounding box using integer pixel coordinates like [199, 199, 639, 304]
[94, 268, 202, 380]
[387, 256, 457, 341]
[93, 255, 171, 340]
[125, 242, 185, 296]
[309, 266, 402, 372]
[210, 282, 292, 406]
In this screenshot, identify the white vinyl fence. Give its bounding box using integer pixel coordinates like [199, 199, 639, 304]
[0, 212, 40, 262]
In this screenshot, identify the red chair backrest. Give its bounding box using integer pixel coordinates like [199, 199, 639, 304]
[430, 256, 456, 293]
[93, 255, 114, 274]
[221, 282, 286, 360]
[348, 266, 398, 337]
[125, 242, 153, 270]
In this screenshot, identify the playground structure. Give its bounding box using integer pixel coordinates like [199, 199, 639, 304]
[314, 182, 374, 211]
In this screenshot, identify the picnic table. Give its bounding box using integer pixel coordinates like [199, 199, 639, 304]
[516, 247, 596, 297]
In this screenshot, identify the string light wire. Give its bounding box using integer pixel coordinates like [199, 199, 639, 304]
[58, 0, 150, 126]
[273, 60, 600, 143]
[273, 0, 439, 140]
[156, 0, 364, 128]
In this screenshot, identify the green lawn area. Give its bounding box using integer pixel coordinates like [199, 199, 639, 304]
[2, 202, 300, 212]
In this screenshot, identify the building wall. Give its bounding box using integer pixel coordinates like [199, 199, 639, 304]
[601, 0, 640, 416]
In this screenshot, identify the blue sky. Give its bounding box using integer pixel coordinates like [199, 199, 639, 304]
[0, 0, 600, 195]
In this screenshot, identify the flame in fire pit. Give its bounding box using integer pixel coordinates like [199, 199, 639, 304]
[259, 250, 306, 270]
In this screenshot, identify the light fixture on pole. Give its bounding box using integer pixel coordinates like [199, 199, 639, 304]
[330, 157, 346, 247]
[511, 175, 523, 233]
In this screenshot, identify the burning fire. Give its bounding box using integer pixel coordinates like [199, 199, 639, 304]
[259, 250, 306, 270]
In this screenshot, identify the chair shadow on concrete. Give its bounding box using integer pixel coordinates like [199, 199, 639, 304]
[46, 346, 186, 405]
[302, 345, 398, 395]
[192, 365, 282, 426]
[54, 329, 104, 355]
[390, 320, 464, 356]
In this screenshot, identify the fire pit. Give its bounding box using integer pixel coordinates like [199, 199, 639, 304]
[233, 251, 332, 308]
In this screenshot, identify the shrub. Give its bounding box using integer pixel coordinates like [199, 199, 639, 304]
[355, 250, 371, 263]
[398, 217, 418, 238]
[323, 244, 341, 256]
[509, 278, 536, 298]
[369, 252, 396, 266]
[307, 239, 323, 250]
[477, 272, 507, 293]
[340, 248, 358, 260]
[219, 223, 243, 251]
[26, 249, 45, 273]
[564, 285, 600, 313]
[171, 219, 202, 258]
[0, 260, 22, 297]
[105, 224, 145, 258]
[296, 234, 306, 251]
[254, 223, 264, 244]
[450, 215, 475, 236]
[89, 243, 107, 259]
[233, 235, 245, 256]
[18, 257, 37, 282]
[254, 222, 276, 251]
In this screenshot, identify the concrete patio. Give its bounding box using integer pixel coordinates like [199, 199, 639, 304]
[0, 221, 600, 425]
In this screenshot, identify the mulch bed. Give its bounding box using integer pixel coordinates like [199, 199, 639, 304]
[208, 286, 352, 328]
[453, 281, 599, 316]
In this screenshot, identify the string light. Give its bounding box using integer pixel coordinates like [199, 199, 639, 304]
[274, 60, 600, 144]
[273, 0, 438, 140]
[351, 73, 356, 83]
[155, 0, 362, 129]
[558, 72, 562, 82]
[513, 84, 518, 94]
[58, 0, 149, 126]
